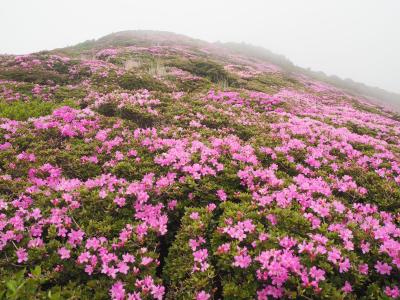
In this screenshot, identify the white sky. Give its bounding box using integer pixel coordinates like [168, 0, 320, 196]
[1, 0, 399, 93]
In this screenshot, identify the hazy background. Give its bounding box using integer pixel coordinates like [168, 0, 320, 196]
[1, 0, 399, 93]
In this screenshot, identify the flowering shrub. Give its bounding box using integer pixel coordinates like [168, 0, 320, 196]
[164, 208, 215, 299]
[1, 33, 400, 299]
[118, 73, 169, 92]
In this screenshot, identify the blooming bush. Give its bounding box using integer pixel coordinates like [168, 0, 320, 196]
[1, 33, 400, 299]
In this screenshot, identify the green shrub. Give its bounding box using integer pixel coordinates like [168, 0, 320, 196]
[0, 99, 77, 121]
[53, 86, 87, 102]
[245, 74, 300, 93]
[163, 208, 215, 300]
[118, 73, 169, 91]
[0, 266, 61, 300]
[168, 59, 237, 86]
[211, 202, 264, 299]
[174, 77, 211, 92]
[0, 68, 69, 85]
[119, 106, 159, 127]
[340, 167, 400, 211]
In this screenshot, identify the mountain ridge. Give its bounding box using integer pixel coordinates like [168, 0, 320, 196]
[54, 30, 400, 112]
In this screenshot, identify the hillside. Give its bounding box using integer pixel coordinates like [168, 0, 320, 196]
[1, 30, 400, 299]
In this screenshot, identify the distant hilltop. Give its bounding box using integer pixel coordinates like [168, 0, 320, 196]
[53, 30, 400, 112]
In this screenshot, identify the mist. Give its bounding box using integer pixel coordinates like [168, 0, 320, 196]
[1, 0, 399, 93]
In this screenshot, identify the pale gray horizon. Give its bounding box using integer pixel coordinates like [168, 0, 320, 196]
[1, 0, 399, 94]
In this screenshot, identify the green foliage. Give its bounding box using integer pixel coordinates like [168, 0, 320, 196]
[53, 86, 87, 102]
[245, 73, 300, 94]
[0, 266, 62, 300]
[119, 106, 159, 127]
[351, 101, 384, 115]
[345, 122, 377, 137]
[211, 202, 263, 299]
[52, 140, 102, 180]
[0, 99, 77, 121]
[163, 208, 215, 299]
[173, 77, 210, 92]
[96, 102, 117, 117]
[0, 68, 69, 85]
[343, 167, 400, 211]
[169, 59, 237, 86]
[118, 73, 169, 91]
[96, 102, 159, 127]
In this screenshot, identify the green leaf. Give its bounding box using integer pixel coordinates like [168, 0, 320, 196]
[5, 280, 17, 293]
[31, 266, 41, 278]
[48, 290, 62, 300]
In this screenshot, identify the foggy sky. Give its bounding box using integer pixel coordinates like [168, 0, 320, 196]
[1, 0, 399, 93]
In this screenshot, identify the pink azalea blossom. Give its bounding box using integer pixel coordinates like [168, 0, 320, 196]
[375, 261, 392, 275]
[233, 253, 252, 268]
[342, 281, 352, 293]
[16, 248, 28, 263]
[196, 290, 211, 300]
[58, 247, 71, 260]
[110, 281, 125, 300]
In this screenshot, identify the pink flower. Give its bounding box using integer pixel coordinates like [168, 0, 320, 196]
[266, 214, 277, 225]
[375, 261, 392, 275]
[151, 285, 165, 300]
[309, 266, 325, 282]
[168, 200, 177, 210]
[58, 247, 71, 260]
[279, 236, 297, 249]
[77, 251, 91, 264]
[216, 189, 227, 201]
[68, 229, 85, 246]
[339, 258, 351, 273]
[84, 265, 94, 275]
[196, 291, 210, 300]
[233, 254, 252, 268]
[358, 263, 369, 275]
[117, 262, 129, 274]
[123, 253, 135, 263]
[342, 281, 352, 293]
[217, 243, 231, 254]
[327, 248, 341, 264]
[189, 239, 201, 251]
[110, 281, 125, 300]
[190, 212, 200, 220]
[102, 265, 118, 278]
[193, 249, 208, 262]
[385, 286, 400, 298]
[141, 256, 154, 266]
[16, 248, 28, 263]
[223, 219, 255, 241]
[114, 196, 126, 207]
[360, 241, 370, 254]
[86, 237, 101, 250]
[207, 203, 216, 212]
[259, 233, 268, 241]
[257, 285, 284, 299]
